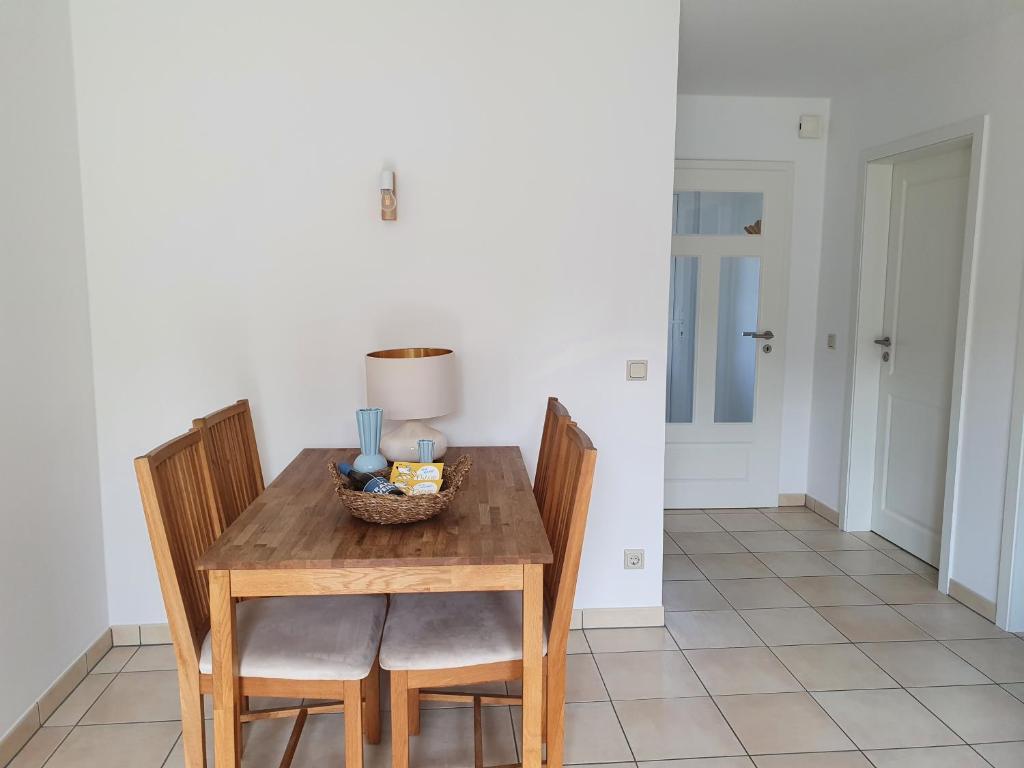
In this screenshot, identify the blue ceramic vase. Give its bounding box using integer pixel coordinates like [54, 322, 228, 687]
[353, 408, 388, 473]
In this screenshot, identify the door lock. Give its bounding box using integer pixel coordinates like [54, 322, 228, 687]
[743, 330, 775, 340]
[762, 343, 773, 354]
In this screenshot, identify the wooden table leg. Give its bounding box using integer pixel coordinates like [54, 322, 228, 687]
[522, 564, 544, 768]
[210, 570, 241, 768]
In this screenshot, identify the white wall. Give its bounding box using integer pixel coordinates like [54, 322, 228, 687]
[808, 13, 1024, 602]
[0, 0, 108, 738]
[675, 96, 830, 496]
[69, 0, 681, 624]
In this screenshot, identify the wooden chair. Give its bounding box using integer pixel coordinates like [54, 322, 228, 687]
[193, 399, 264, 531]
[533, 397, 572, 518]
[135, 429, 385, 768]
[379, 418, 597, 768]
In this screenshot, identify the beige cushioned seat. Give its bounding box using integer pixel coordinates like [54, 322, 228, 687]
[199, 595, 386, 680]
[379, 591, 548, 671]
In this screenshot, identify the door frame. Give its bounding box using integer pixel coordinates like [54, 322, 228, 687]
[840, 116, 986, 599]
[666, 159, 794, 508]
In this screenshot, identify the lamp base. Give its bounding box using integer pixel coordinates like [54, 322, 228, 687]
[380, 420, 448, 463]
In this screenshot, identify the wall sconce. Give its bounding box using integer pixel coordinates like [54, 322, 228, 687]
[380, 169, 397, 221]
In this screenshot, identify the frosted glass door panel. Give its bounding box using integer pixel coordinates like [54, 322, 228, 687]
[674, 191, 764, 235]
[667, 256, 699, 423]
[715, 256, 761, 423]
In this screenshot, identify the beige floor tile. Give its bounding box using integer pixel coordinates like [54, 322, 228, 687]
[90, 647, 137, 675]
[666, 513, 724, 533]
[641, 759, 753, 768]
[716, 692, 854, 754]
[123, 645, 177, 672]
[752, 754, 871, 768]
[665, 532, 684, 554]
[812, 689, 961, 750]
[7, 726, 71, 768]
[80, 671, 181, 724]
[595, 650, 705, 699]
[771, 644, 896, 691]
[44, 722, 182, 768]
[707, 508, 762, 514]
[567, 629, 590, 654]
[893, 603, 1010, 640]
[740, 608, 847, 646]
[943, 637, 1024, 682]
[666, 610, 764, 649]
[909, 684, 1024, 743]
[755, 552, 842, 577]
[616, 697, 744, 760]
[673, 532, 748, 554]
[884, 549, 940, 578]
[160, 719, 211, 768]
[852, 575, 953, 604]
[731, 531, 810, 552]
[815, 606, 929, 642]
[561, 701, 633, 764]
[565, 653, 609, 702]
[664, 554, 706, 580]
[782, 576, 882, 606]
[584, 627, 676, 653]
[864, 745, 989, 767]
[664, 581, 731, 611]
[685, 647, 801, 695]
[45, 675, 115, 727]
[710, 512, 781, 532]
[1004, 681, 1024, 701]
[692, 554, 776, 580]
[573, 764, 636, 768]
[711, 579, 807, 610]
[667, 508, 707, 514]
[858, 641, 990, 687]
[973, 741, 1024, 768]
[851, 532, 899, 549]
[790, 531, 873, 551]
[763, 512, 836, 531]
[822, 551, 910, 576]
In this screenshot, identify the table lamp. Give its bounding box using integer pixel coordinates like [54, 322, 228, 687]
[365, 348, 456, 462]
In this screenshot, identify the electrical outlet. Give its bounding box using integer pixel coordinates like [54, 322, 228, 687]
[623, 549, 645, 569]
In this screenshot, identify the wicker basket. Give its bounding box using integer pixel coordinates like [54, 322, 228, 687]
[327, 455, 473, 525]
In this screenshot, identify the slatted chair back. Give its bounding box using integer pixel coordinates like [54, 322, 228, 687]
[534, 397, 572, 524]
[193, 399, 264, 531]
[134, 430, 221, 668]
[542, 422, 597, 656]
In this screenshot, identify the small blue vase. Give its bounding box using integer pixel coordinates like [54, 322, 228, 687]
[353, 408, 388, 473]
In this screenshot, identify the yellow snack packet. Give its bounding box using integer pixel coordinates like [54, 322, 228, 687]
[389, 462, 444, 495]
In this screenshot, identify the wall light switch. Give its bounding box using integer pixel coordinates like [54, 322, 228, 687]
[626, 360, 648, 381]
[799, 114, 823, 139]
[827, 333, 837, 350]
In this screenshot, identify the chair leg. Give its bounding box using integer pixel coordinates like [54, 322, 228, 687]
[177, 670, 207, 768]
[344, 680, 364, 767]
[390, 671, 410, 768]
[364, 658, 381, 745]
[545, 659, 566, 768]
[408, 688, 421, 736]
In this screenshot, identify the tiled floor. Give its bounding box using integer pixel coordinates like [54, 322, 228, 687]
[8, 505, 1024, 767]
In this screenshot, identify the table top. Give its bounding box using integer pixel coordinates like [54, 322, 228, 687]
[197, 446, 553, 570]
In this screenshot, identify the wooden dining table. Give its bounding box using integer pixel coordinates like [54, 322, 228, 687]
[197, 445, 554, 768]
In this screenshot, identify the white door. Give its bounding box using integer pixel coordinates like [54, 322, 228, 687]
[664, 163, 791, 508]
[871, 144, 970, 565]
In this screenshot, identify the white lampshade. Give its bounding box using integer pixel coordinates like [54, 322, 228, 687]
[365, 348, 456, 421]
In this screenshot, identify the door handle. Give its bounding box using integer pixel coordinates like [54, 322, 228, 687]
[742, 330, 775, 340]
[874, 336, 892, 348]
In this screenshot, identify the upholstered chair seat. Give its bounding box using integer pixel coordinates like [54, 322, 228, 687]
[200, 595, 387, 680]
[380, 591, 548, 671]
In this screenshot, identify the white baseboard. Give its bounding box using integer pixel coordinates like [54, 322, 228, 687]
[111, 623, 171, 646]
[778, 493, 806, 507]
[580, 605, 664, 629]
[805, 494, 840, 525]
[0, 627, 112, 766]
[949, 578, 997, 622]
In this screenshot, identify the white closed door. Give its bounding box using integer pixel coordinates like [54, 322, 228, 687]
[872, 144, 970, 565]
[664, 163, 791, 508]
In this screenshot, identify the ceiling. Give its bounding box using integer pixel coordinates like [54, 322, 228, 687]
[678, 0, 1021, 96]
